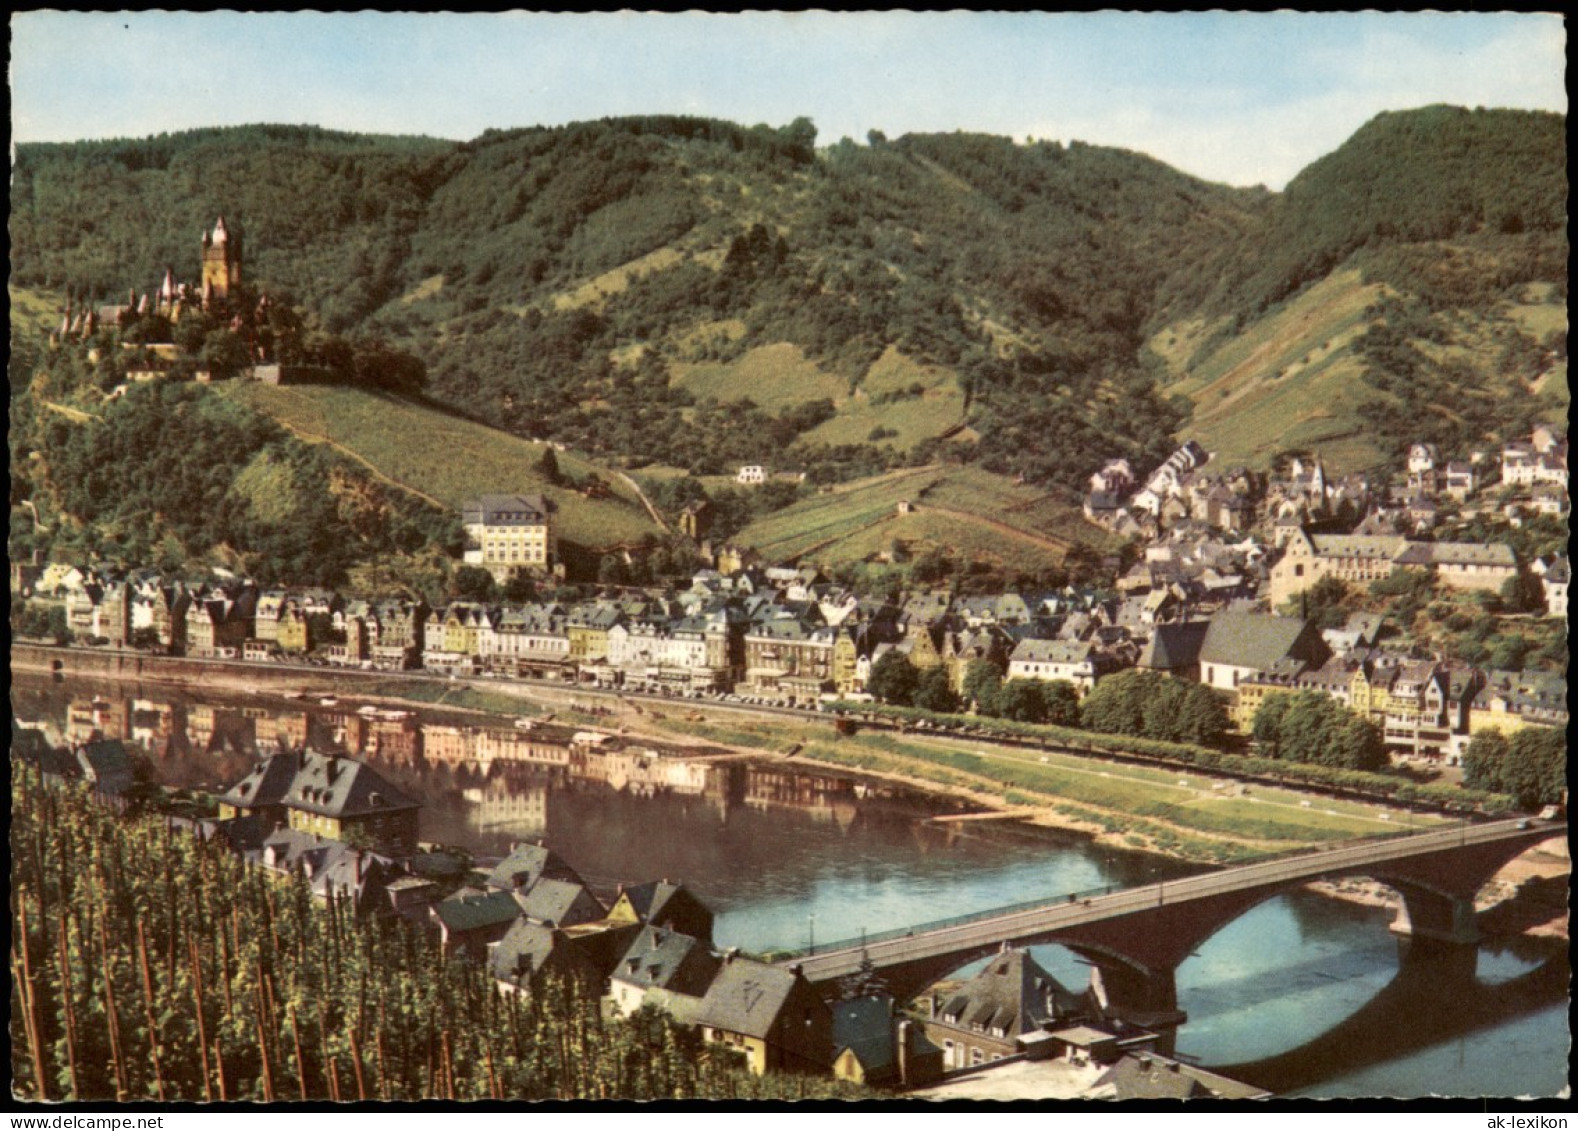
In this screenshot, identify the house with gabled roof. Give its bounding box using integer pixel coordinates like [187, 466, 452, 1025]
[1198, 612, 1329, 697]
[920, 947, 1088, 1072]
[490, 920, 605, 992]
[831, 995, 946, 1090]
[485, 841, 584, 893]
[515, 877, 606, 929]
[694, 955, 833, 1075]
[215, 748, 420, 854]
[431, 890, 524, 959]
[606, 925, 721, 1018]
[606, 880, 715, 945]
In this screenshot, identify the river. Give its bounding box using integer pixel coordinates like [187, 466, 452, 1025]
[9, 672, 1569, 1099]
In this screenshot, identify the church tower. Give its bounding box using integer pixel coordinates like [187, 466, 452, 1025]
[200, 216, 242, 307]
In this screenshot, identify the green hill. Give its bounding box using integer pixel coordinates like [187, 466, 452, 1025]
[737, 464, 1118, 587]
[224, 383, 662, 548]
[10, 107, 1567, 577]
[1153, 107, 1567, 473]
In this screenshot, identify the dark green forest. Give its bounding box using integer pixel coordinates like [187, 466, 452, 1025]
[11, 107, 1568, 571]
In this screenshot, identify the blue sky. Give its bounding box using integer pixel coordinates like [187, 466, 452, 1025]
[10, 11, 1566, 188]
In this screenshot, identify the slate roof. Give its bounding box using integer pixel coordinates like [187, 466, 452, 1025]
[218, 749, 417, 819]
[932, 948, 1080, 1039]
[489, 920, 601, 986]
[282, 751, 419, 818]
[463, 494, 552, 526]
[832, 995, 898, 1075]
[1136, 621, 1209, 672]
[487, 842, 584, 892]
[615, 880, 715, 943]
[75, 739, 139, 795]
[12, 727, 79, 779]
[694, 958, 805, 1039]
[1198, 612, 1325, 673]
[514, 878, 605, 928]
[1394, 541, 1516, 568]
[433, 890, 523, 934]
[611, 925, 718, 996]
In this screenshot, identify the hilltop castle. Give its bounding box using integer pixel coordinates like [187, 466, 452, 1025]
[57, 216, 244, 340]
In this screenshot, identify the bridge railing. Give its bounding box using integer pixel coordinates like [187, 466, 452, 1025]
[776, 878, 1131, 959]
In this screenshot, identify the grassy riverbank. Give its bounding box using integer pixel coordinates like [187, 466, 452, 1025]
[641, 711, 1452, 866]
[12, 645, 1459, 867]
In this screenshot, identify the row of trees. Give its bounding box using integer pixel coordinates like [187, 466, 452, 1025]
[1460, 728, 1565, 810]
[1250, 691, 1388, 772]
[8, 770, 864, 1102]
[867, 659, 1228, 745]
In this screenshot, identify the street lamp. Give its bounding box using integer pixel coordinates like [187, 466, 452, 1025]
[808, 913, 816, 956]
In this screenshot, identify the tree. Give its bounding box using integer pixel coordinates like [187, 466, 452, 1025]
[452, 565, 497, 601]
[1507, 727, 1565, 810]
[1041, 680, 1082, 727]
[867, 652, 919, 706]
[1256, 690, 1387, 771]
[995, 679, 1050, 724]
[1252, 693, 1294, 757]
[537, 446, 562, 486]
[961, 658, 1004, 715]
[200, 328, 251, 378]
[1176, 685, 1231, 747]
[1281, 575, 1351, 631]
[913, 666, 959, 714]
[1079, 670, 1149, 737]
[503, 573, 538, 602]
[1463, 730, 1511, 795]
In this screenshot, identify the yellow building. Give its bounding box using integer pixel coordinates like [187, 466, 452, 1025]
[695, 957, 833, 1075]
[216, 749, 420, 854]
[462, 494, 556, 583]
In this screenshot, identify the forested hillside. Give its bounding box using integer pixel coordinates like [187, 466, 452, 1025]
[10, 106, 1567, 578]
[1151, 106, 1567, 473]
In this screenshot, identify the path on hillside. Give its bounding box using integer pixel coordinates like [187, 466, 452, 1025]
[42, 400, 96, 423]
[264, 417, 451, 510]
[613, 470, 671, 534]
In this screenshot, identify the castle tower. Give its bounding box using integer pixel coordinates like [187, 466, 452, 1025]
[201, 216, 242, 307]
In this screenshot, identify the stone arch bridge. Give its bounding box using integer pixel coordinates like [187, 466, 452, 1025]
[780, 818, 1561, 1023]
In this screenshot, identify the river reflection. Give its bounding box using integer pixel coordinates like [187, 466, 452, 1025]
[10, 673, 1569, 1098]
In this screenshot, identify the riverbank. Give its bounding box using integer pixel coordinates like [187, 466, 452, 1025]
[17, 643, 1568, 933]
[1305, 838, 1570, 941]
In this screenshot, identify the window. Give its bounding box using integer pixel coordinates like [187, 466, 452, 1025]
[971, 1048, 984, 1066]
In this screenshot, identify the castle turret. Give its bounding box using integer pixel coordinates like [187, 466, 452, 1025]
[201, 216, 241, 307]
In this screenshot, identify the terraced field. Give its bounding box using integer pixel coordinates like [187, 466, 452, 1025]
[737, 464, 1109, 571]
[226, 383, 662, 548]
[1157, 270, 1393, 473]
[799, 347, 967, 452]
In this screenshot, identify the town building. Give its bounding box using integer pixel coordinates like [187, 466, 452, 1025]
[918, 947, 1088, 1072]
[216, 748, 421, 855]
[693, 955, 834, 1075]
[462, 494, 557, 583]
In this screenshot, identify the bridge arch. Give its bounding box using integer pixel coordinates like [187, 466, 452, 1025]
[791, 822, 1558, 1030]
